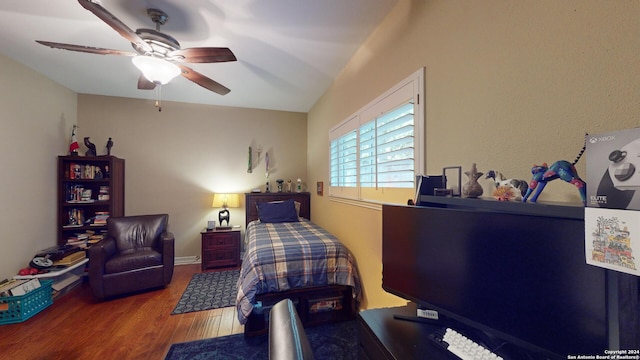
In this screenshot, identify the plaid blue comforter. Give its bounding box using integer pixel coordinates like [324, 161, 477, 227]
[236, 219, 361, 325]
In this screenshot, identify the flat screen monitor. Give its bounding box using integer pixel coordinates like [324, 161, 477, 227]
[382, 204, 612, 359]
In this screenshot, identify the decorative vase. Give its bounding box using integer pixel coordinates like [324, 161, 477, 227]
[462, 163, 484, 198]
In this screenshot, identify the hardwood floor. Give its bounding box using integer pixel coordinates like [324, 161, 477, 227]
[0, 264, 244, 360]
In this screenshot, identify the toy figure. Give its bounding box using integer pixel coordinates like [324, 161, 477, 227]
[485, 170, 528, 199]
[522, 139, 587, 205]
[106, 137, 114, 155]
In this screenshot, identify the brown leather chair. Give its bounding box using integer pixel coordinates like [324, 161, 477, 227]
[89, 214, 174, 300]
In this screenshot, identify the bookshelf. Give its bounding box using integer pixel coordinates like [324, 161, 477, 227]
[57, 155, 124, 246]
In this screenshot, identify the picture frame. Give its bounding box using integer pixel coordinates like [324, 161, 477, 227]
[443, 166, 462, 197]
[317, 181, 324, 196]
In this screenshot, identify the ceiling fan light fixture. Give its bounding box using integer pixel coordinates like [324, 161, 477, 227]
[132, 56, 180, 84]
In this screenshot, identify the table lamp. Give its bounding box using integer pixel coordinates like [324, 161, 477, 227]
[212, 193, 240, 229]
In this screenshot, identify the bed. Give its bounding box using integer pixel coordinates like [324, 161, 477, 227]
[237, 192, 361, 336]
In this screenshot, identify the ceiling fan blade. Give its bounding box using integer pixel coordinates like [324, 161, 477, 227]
[36, 40, 138, 56]
[169, 47, 237, 63]
[137, 75, 156, 90]
[178, 65, 230, 95]
[77, 0, 152, 54]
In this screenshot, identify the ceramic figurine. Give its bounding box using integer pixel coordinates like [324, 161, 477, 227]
[522, 139, 587, 205]
[485, 169, 528, 199]
[462, 163, 484, 198]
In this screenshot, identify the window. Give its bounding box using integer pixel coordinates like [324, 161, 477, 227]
[329, 68, 424, 204]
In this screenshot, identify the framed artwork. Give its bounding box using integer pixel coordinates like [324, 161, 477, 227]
[443, 166, 462, 197]
[317, 181, 324, 196]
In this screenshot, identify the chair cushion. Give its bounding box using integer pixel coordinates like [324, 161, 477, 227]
[108, 214, 168, 253]
[105, 249, 162, 274]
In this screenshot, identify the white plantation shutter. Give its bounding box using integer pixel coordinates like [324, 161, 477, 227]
[329, 68, 424, 204]
[360, 102, 414, 188]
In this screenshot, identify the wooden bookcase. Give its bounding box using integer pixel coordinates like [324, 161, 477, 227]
[57, 155, 125, 246]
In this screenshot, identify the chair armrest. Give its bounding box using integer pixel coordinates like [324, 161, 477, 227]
[160, 231, 175, 283]
[89, 237, 117, 275]
[269, 299, 314, 360]
[160, 231, 175, 258]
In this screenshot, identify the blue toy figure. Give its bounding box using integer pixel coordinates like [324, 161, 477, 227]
[522, 161, 587, 205]
[522, 138, 588, 205]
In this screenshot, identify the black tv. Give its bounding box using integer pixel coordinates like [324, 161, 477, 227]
[382, 202, 618, 359]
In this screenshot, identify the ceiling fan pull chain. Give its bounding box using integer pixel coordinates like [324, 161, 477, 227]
[155, 85, 162, 112]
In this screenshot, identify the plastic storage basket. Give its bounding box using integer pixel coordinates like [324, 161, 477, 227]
[0, 279, 53, 325]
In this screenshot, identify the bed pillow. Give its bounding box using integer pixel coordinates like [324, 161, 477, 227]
[257, 199, 300, 223]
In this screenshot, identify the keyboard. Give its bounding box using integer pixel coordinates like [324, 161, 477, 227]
[430, 327, 503, 360]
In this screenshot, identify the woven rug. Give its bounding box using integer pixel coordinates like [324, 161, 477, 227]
[164, 320, 357, 360]
[171, 270, 239, 315]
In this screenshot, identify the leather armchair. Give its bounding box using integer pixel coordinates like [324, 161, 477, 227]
[269, 299, 314, 360]
[89, 214, 174, 300]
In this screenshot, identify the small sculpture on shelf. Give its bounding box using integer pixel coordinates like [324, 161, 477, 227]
[286, 179, 293, 192]
[84, 137, 97, 156]
[485, 169, 527, 200]
[106, 137, 114, 155]
[276, 179, 284, 192]
[69, 124, 79, 156]
[462, 163, 484, 198]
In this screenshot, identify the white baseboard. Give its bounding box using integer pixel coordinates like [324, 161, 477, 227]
[174, 256, 201, 265]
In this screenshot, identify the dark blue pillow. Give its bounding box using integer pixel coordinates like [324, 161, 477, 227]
[257, 199, 299, 223]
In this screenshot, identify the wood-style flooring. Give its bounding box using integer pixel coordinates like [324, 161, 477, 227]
[0, 264, 244, 360]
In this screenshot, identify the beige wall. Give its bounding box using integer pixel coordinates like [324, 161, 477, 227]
[308, 0, 640, 310]
[0, 54, 77, 279]
[77, 95, 307, 258]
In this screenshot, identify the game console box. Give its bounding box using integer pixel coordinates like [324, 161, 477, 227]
[586, 127, 640, 210]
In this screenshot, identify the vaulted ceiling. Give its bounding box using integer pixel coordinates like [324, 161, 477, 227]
[0, 0, 397, 112]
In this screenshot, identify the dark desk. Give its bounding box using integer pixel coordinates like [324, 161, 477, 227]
[358, 303, 453, 360]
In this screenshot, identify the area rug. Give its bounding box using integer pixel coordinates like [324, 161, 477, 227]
[171, 270, 239, 315]
[164, 320, 357, 360]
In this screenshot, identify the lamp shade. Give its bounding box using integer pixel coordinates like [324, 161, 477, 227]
[132, 56, 181, 85]
[212, 193, 240, 208]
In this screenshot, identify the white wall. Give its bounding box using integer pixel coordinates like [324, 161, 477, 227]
[0, 54, 77, 280]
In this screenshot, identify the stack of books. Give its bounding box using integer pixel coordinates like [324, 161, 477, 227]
[98, 186, 109, 201]
[66, 229, 107, 248]
[91, 211, 109, 226]
[52, 251, 86, 267]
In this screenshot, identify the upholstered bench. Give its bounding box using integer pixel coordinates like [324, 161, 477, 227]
[268, 299, 314, 360]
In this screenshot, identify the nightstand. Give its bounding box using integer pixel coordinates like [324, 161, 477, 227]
[201, 227, 241, 271]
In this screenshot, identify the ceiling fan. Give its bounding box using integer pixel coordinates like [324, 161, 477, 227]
[36, 0, 236, 97]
